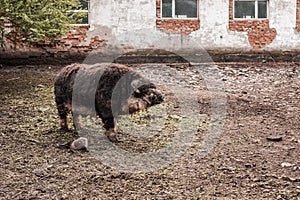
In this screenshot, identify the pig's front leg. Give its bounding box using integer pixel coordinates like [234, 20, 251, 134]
[102, 117, 117, 142]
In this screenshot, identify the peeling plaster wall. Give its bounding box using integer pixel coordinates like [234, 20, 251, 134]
[213, 0, 300, 51]
[2, 0, 300, 55]
[87, 0, 300, 52]
[188, 0, 300, 51]
[89, 0, 156, 41]
[193, 0, 248, 50]
[268, 0, 300, 50]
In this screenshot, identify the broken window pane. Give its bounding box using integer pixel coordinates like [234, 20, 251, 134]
[175, 0, 197, 18]
[162, 0, 173, 18]
[258, 1, 267, 18]
[234, 1, 255, 19]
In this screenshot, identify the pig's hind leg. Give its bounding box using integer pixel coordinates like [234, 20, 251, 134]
[55, 95, 70, 130]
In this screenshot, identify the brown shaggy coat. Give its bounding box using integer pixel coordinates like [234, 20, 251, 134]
[54, 63, 163, 141]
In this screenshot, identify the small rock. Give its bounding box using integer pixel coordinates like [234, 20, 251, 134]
[37, 84, 45, 88]
[280, 176, 299, 182]
[39, 107, 49, 112]
[277, 194, 283, 199]
[70, 137, 88, 151]
[267, 136, 283, 142]
[28, 138, 40, 144]
[245, 163, 253, 168]
[33, 169, 46, 177]
[273, 81, 281, 87]
[293, 166, 300, 171]
[253, 178, 261, 182]
[281, 162, 295, 168]
[238, 123, 244, 127]
[168, 115, 181, 120]
[189, 80, 198, 84]
[47, 165, 53, 169]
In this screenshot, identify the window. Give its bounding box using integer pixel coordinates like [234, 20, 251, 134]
[162, 0, 198, 19]
[234, 0, 268, 19]
[69, 0, 89, 25]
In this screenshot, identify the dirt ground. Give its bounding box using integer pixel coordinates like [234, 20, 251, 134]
[0, 62, 299, 199]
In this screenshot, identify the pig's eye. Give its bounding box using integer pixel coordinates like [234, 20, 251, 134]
[133, 89, 142, 97]
[149, 83, 156, 88]
[135, 89, 140, 94]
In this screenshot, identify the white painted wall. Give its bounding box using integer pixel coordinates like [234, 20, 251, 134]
[268, 0, 300, 50]
[88, 0, 300, 51]
[193, 0, 250, 50]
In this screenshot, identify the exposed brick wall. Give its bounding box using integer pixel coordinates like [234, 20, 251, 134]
[2, 25, 106, 52]
[228, 0, 276, 50]
[229, 19, 276, 50]
[156, 0, 161, 18]
[155, 0, 200, 35]
[156, 19, 200, 35]
[40, 26, 106, 52]
[296, 0, 300, 31]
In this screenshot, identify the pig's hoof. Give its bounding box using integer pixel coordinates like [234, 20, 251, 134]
[105, 131, 118, 142]
[59, 127, 69, 132]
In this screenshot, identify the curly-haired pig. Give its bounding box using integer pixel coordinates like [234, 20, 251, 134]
[54, 63, 164, 141]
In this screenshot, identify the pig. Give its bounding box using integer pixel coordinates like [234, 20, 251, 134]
[54, 63, 163, 142]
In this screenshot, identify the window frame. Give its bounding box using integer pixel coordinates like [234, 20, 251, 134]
[68, 0, 90, 26]
[160, 0, 199, 20]
[233, 0, 269, 20]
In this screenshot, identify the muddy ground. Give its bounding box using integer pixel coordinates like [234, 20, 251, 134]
[0, 62, 299, 199]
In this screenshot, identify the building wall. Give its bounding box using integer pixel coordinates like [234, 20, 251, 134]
[2, 0, 300, 58]
[87, 0, 300, 52]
